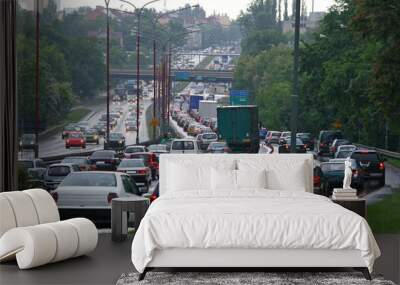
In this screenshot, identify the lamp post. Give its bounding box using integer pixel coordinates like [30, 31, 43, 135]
[120, 0, 161, 144]
[34, 0, 41, 158]
[105, 0, 111, 146]
[290, 0, 301, 153]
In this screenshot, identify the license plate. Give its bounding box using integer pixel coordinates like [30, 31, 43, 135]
[370, 173, 382, 177]
[96, 161, 105, 165]
[128, 171, 137, 174]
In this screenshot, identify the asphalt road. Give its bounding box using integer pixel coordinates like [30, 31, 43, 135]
[32, 98, 152, 158]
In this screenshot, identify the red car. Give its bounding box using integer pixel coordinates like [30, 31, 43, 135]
[65, 132, 86, 149]
[129, 152, 159, 180]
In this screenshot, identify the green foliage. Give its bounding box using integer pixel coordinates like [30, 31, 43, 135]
[367, 191, 400, 233]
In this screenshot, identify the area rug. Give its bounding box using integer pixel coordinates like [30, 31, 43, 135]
[116, 271, 396, 285]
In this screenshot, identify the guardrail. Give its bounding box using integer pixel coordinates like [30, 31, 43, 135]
[355, 143, 400, 160]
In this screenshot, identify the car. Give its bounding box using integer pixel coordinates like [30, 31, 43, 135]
[170, 139, 199, 154]
[53, 171, 142, 224]
[278, 137, 307, 153]
[84, 129, 100, 144]
[18, 158, 47, 186]
[206, 141, 230, 153]
[19, 133, 37, 151]
[44, 163, 80, 190]
[147, 144, 168, 157]
[65, 132, 86, 149]
[117, 159, 151, 192]
[89, 150, 120, 171]
[330, 139, 352, 156]
[61, 156, 92, 171]
[128, 152, 159, 180]
[125, 121, 137, 132]
[265, 131, 282, 144]
[279, 131, 291, 144]
[335, 149, 355, 159]
[104, 132, 125, 151]
[61, 124, 80, 139]
[76, 121, 90, 133]
[196, 132, 218, 151]
[317, 130, 343, 156]
[350, 149, 385, 187]
[124, 145, 147, 158]
[94, 122, 107, 136]
[337, 145, 357, 153]
[297, 133, 314, 150]
[319, 159, 362, 196]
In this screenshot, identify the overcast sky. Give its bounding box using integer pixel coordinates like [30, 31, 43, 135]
[62, 0, 335, 19]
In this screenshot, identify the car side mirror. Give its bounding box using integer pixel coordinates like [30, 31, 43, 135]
[142, 193, 152, 198]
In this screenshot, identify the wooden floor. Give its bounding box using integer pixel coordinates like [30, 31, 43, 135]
[0, 234, 398, 285]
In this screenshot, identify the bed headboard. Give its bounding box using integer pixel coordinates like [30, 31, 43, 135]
[159, 154, 314, 195]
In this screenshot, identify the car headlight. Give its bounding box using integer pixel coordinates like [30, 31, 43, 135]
[119, 140, 123, 144]
[94, 135, 98, 139]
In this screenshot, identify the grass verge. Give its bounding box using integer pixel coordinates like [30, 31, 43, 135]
[386, 157, 400, 169]
[367, 191, 400, 233]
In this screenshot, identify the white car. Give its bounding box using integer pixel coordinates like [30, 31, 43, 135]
[334, 145, 357, 158]
[170, 139, 199, 154]
[53, 171, 142, 210]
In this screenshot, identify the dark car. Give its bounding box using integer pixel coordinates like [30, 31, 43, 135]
[278, 137, 307, 153]
[123, 145, 147, 158]
[104, 132, 125, 151]
[84, 129, 100, 144]
[61, 156, 92, 171]
[297, 133, 314, 150]
[319, 159, 362, 196]
[94, 122, 107, 136]
[350, 149, 385, 187]
[44, 163, 80, 190]
[19, 133, 37, 151]
[18, 159, 47, 187]
[89, 150, 120, 171]
[317, 130, 343, 156]
[329, 139, 352, 157]
[129, 152, 159, 180]
[117, 159, 151, 192]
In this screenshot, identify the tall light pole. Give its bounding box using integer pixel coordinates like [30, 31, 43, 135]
[290, 0, 301, 153]
[120, 0, 161, 144]
[105, 0, 111, 147]
[34, 0, 41, 158]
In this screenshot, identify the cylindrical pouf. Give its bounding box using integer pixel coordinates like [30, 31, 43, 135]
[0, 196, 17, 237]
[0, 225, 57, 269]
[1, 192, 39, 227]
[65, 218, 98, 257]
[24, 189, 60, 224]
[42, 221, 79, 263]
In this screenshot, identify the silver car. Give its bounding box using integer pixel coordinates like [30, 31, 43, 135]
[44, 163, 80, 190]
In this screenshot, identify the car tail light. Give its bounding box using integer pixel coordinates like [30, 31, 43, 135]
[80, 139, 84, 143]
[149, 194, 158, 203]
[352, 170, 358, 178]
[379, 162, 385, 171]
[66, 139, 70, 144]
[320, 143, 324, 147]
[138, 169, 146, 174]
[313, 176, 321, 187]
[51, 192, 58, 202]
[107, 192, 118, 203]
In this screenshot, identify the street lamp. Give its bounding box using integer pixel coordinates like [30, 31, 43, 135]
[290, 0, 301, 153]
[120, 0, 161, 144]
[105, 0, 111, 147]
[34, 0, 42, 158]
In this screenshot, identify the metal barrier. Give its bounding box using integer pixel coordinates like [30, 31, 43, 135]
[355, 143, 400, 160]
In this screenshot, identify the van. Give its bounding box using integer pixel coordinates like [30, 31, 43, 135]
[317, 130, 343, 156]
[170, 139, 199, 154]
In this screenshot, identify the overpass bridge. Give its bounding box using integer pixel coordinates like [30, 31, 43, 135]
[175, 52, 240, 57]
[111, 68, 234, 83]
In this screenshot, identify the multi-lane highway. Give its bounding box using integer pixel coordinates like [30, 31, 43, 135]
[34, 98, 152, 158]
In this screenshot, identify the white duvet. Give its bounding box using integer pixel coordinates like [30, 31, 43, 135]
[131, 190, 380, 273]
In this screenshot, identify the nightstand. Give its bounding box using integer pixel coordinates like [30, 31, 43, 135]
[332, 198, 366, 218]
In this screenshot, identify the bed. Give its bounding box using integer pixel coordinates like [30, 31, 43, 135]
[131, 154, 380, 280]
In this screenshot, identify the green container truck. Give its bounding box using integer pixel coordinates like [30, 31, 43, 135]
[217, 105, 259, 153]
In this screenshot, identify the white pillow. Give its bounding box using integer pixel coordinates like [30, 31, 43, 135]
[236, 169, 267, 189]
[265, 161, 307, 191]
[211, 168, 237, 190]
[168, 163, 210, 191]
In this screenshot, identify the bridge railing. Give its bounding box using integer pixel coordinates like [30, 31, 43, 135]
[355, 143, 400, 160]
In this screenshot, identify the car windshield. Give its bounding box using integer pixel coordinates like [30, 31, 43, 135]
[62, 158, 85, 164]
[351, 152, 380, 162]
[48, 166, 70, 176]
[321, 131, 343, 142]
[18, 160, 34, 169]
[119, 159, 145, 168]
[61, 173, 117, 187]
[91, 151, 114, 159]
[211, 142, 226, 148]
[109, 133, 123, 140]
[172, 141, 195, 150]
[148, 145, 166, 152]
[321, 163, 345, 172]
[130, 154, 149, 163]
[336, 151, 353, 158]
[271, 133, 281, 137]
[125, 147, 144, 153]
[202, 133, 217, 140]
[68, 133, 82, 138]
